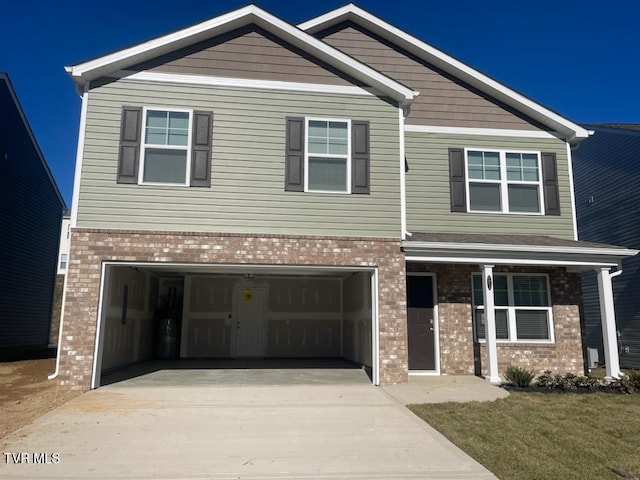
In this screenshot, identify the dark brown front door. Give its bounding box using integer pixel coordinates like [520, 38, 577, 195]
[407, 275, 435, 370]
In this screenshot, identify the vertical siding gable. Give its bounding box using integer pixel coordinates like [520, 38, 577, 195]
[0, 79, 65, 349]
[316, 21, 548, 131]
[131, 25, 361, 87]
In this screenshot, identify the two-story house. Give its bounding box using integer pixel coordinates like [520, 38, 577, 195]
[52, 5, 636, 390]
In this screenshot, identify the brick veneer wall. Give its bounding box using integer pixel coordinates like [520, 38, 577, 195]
[408, 263, 584, 377]
[59, 229, 407, 390]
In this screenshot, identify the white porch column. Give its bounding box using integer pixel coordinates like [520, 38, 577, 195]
[596, 267, 622, 379]
[482, 265, 500, 383]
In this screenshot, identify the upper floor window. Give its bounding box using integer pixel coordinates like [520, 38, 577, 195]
[448, 148, 560, 216]
[140, 109, 192, 186]
[466, 149, 542, 214]
[284, 116, 370, 195]
[306, 119, 350, 193]
[116, 106, 213, 188]
[472, 273, 553, 342]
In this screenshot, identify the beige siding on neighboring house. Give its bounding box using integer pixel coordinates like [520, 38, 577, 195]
[132, 25, 356, 86]
[77, 78, 401, 237]
[405, 132, 575, 239]
[317, 23, 543, 130]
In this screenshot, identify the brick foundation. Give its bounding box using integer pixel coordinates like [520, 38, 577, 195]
[408, 263, 585, 377]
[60, 229, 407, 390]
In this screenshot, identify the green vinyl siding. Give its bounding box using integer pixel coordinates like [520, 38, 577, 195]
[78, 79, 401, 237]
[405, 131, 575, 240]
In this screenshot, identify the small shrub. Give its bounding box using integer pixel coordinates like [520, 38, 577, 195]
[606, 376, 636, 394]
[504, 365, 535, 387]
[535, 370, 563, 389]
[626, 370, 640, 389]
[576, 375, 603, 391]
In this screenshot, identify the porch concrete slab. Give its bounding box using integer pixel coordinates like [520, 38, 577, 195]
[0, 372, 498, 479]
[382, 375, 509, 405]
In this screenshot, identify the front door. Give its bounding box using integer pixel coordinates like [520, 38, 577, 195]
[234, 287, 266, 357]
[406, 275, 435, 370]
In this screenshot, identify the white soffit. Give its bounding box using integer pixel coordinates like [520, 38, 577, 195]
[64, 5, 416, 106]
[299, 4, 590, 142]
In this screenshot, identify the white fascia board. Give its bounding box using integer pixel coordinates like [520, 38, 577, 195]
[65, 5, 416, 105]
[402, 240, 639, 258]
[300, 4, 589, 141]
[404, 124, 561, 139]
[114, 70, 375, 96]
[404, 254, 620, 269]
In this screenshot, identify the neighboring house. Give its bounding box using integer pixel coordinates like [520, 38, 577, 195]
[50, 209, 72, 345]
[0, 72, 66, 356]
[53, 4, 637, 390]
[57, 210, 72, 275]
[574, 124, 640, 369]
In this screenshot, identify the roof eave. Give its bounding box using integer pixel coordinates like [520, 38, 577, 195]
[66, 5, 416, 106]
[300, 4, 588, 141]
[402, 240, 638, 268]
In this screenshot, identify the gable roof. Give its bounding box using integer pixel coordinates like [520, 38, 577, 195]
[0, 73, 66, 208]
[299, 4, 591, 143]
[65, 5, 417, 107]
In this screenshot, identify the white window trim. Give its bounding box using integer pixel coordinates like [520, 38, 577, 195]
[304, 117, 351, 194]
[464, 148, 545, 215]
[59, 253, 68, 271]
[472, 272, 554, 343]
[138, 107, 193, 187]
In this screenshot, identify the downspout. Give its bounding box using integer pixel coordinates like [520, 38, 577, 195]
[610, 262, 623, 278]
[566, 142, 579, 241]
[399, 106, 407, 240]
[399, 100, 414, 239]
[49, 82, 90, 381]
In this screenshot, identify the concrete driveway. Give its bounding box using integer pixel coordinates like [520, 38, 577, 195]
[0, 368, 497, 479]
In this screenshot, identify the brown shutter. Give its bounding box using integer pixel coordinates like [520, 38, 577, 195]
[449, 148, 466, 212]
[541, 152, 560, 215]
[351, 120, 370, 194]
[191, 111, 213, 187]
[117, 106, 142, 184]
[285, 117, 305, 191]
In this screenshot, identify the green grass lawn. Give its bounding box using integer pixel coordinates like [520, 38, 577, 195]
[410, 392, 640, 480]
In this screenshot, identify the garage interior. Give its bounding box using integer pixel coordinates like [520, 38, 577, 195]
[93, 263, 377, 388]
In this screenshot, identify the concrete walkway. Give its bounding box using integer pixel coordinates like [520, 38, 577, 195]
[0, 368, 501, 479]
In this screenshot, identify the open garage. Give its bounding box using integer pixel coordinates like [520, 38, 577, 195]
[91, 263, 378, 388]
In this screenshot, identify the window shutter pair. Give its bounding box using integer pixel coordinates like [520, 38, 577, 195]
[116, 106, 213, 187]
[284, 117, 370, 194]
[447, 148, 560, 215]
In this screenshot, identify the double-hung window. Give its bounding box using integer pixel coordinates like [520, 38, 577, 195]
[472, 273, 553, 342]
[305, 118, 350, 193]
[139, 108, 192, 185]
[466, 149, 543, 213]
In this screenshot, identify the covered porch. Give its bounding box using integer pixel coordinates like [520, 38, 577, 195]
[403, 233, 638, 381]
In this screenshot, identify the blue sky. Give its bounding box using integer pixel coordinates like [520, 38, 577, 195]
[3, 1, 638, 206]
